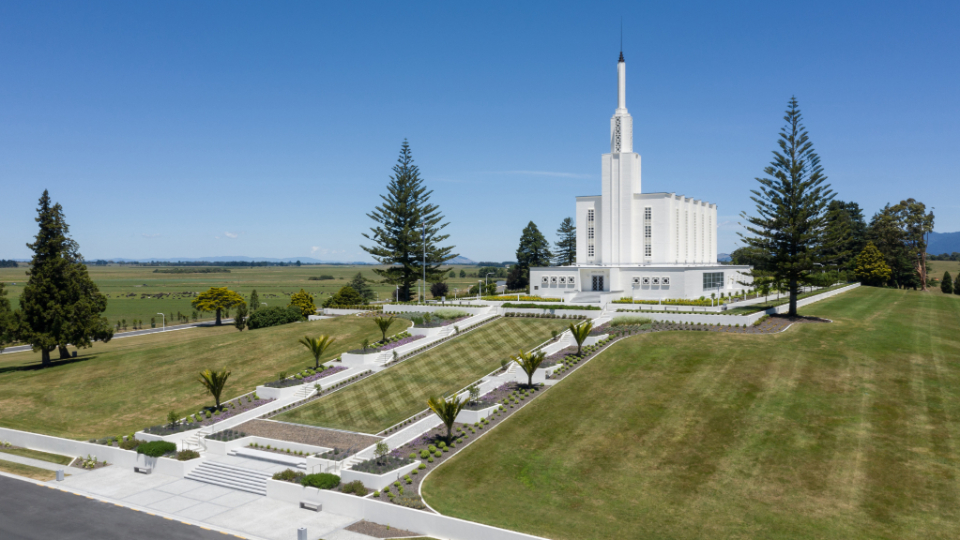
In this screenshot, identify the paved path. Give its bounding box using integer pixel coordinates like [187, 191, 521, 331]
[51, 464, 375, 540]
[0, 474, 233, 540]
[0, 319, 234, 355]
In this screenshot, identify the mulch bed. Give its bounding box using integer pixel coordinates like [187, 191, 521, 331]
[344, 520, 421, 538]
[232, 419, 381, 452]
[374, 383, 541, 510]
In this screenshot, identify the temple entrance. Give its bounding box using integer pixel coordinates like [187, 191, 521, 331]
[591, 275, 604, 291]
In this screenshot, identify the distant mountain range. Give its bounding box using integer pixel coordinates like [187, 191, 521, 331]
[928, 232, 960, 255]
[718, 253, 732, 262]
[50, 254, 480, 265]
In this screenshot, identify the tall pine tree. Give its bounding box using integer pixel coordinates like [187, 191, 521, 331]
[553, 217, 577, 266]
[14, 191, 113, 365]
[740, 97, 834, 316]
[514, 222, 553, 289]
[362, 141, 457, 301]
[0, 282, 12, 352]
[249, 289, 259, 312]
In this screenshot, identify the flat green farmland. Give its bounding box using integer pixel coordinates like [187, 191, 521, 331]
[422, 287, 960, 540]
[0, 316, 407, 440]
[275, 317, 566, 434]
[0, 264, 484, 328]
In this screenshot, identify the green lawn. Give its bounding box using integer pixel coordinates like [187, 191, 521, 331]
[423, 287, 960, 540]
[0, 447, 73, 465]
[275, 318, 566, 434]
[0, 316, 407, 440]
[0, 459, 58, 481]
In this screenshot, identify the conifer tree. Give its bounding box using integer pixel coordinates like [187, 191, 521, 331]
[249, 290, 260, 312]
[855, 242, 892, 286]
[14, 190, 113, 365]
[515, 222, 553, 289]
[0, 282, 12, 353]
[942, 271, 954, 294]
[362, 141, 457, 301]
[554, 217, 577, 266]
[347, 272, 375, 302]
[954, 273, 960, 295]
[740, 97, 834, 316]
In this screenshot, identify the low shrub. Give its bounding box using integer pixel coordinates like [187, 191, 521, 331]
[136, 441, 177, 457]
[340, 480, 368, 496]
[301, 472, 340, 489]
[247, 306, 304, 330]
[272, 468, 305, 483]
[119, 438, 143, 451]
[176, 450, 200, 461]
[609, 315, 654, 327]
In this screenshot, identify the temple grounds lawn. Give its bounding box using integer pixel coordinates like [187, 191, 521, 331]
[275, 318, 566, 434]
[0, 316, 406, 440]
[423, 287, 960, 540]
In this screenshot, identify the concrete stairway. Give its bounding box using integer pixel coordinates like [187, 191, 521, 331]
[185, 461, 271, 495]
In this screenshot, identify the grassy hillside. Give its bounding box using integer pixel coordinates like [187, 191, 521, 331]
[275, 318, 566, 434]
[0, 316, 407, 440]
[423, 287, 960, 540]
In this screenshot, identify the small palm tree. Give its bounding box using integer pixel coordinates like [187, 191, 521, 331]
[373, 315, 396, 343]
[511, 349, 546, 387]
[569, 321, 593, 356]
[197, 368, 231, 410]
[427, 394, 468, 442]
[299, 335, 336, 370]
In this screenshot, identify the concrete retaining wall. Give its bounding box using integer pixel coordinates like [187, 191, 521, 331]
[503, 308, 599, 318]
[384, 305, 487, 315]
[340, 460, 422, 491]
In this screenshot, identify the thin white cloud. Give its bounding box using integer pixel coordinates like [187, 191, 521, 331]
[224, 232, 239, 239]
[488, 170, 593, 179]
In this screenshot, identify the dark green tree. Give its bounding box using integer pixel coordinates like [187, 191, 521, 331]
[13, 191, 113, 365]
[233, 303, 248, 331]
[868, 205, 920, 289]
[249, 290, 260, 312]
[553, 217, 577, 266]
[0, 282, 12, 352]
[823, 200, 867, 271]
[514, 222, 553, 289]
[430, 281, 449, 299]
[942, 272, 954, 294]
[459, 269, 466, 278]
[739, 98, 834, 316]
[322, 286, 365, 307]
[895, 199, 935, 291]
[954, 273, 960, 296]
[361, 141, 457, 301]
[347, 272, 375, 302]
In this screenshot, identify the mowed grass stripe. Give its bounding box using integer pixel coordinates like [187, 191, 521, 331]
[423, 288, 960, 540]
[275, 318, 565, 434]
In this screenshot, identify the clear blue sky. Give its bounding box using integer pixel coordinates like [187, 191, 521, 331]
[2, 1, 958, 262]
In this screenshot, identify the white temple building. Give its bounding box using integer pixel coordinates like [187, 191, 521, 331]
[528, 51, 752, 303]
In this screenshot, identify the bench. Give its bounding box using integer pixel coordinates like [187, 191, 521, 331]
[134, 466, 152, 475]
[299, 501, 322, 512]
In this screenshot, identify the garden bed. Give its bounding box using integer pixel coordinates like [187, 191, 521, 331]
[232, 419, 381, 450]
[143, 395, 275, 435]
[69, 455, 110, 470]
[351, 453, 414, 475]
[344, 520, 421, 538]
[541, 346, 579, 367]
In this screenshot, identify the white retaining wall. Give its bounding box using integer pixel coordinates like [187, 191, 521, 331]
[203, 436, 330, 457]
[340, 460, 422, 491]
[266, 480, 551, 540]
[502, 307, 601, 318]
[384, 305, 488, 315]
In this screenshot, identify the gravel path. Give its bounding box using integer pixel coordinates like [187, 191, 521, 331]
[232, 419, 381, 450]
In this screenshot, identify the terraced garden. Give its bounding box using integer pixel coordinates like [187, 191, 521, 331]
[275, 317, 566, 434]
[0, 316, 406, 440]
[423, 287, 960, 540]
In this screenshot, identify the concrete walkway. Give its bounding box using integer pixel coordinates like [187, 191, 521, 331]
[55, 464, 378, 540]
[0, 452, 87, 474]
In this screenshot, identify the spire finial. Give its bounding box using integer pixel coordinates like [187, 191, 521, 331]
[619, 18, 625, 63]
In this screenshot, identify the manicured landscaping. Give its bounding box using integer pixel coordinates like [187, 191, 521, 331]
[274, 318, 565, 434]
[0, 459, 59, 481]
[423, 287, 960, 540]
[0, 445, 73, 465]
[0, 316, 408, 440]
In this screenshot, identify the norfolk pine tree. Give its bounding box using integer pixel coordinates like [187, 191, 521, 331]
[361, 141, 457, 301]
[554, 217, 577, 266]
[14, 191, 113, 365]
[740, 98, 834, 316]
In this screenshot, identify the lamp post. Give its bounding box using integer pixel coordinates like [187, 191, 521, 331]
[157, 313, 165, 332]
[421, 221, 427, 303]
[478, 280, 482, 300]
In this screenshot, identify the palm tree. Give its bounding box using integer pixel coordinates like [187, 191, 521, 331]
[197, 368, 231, 410]
[373, 315, 396, 343]
[511, 348, 546, 387]
[427, 394, 468, 442]
[569, 321, 593, 356]
[299, 335, 336, 370]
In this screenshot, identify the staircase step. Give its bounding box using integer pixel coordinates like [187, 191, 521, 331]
[184, 462, 270, 496]
[190, 465, 269, 485]
[185, 474, 266, 495]
[201, 461, 272, 477]
[186, 471, 266, 491]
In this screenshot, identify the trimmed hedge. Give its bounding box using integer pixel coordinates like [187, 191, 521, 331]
[247, 306, 304, 330]
[136, 441, 177, 457]
[301, 472, 340, 489]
